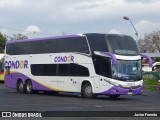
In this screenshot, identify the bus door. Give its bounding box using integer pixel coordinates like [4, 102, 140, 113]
[99, 77, 110, 92]
[92, 76, 100, 93]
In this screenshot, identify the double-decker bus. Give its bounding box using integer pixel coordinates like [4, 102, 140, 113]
[4, 33, 152, 98]
[0, 54, 4, 81]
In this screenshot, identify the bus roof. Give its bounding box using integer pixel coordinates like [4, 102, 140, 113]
[6, 33, 131, 44]
[6, 34, 80, 44]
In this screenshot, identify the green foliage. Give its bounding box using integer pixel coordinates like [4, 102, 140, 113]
[137, 30, 160, 53]
[0, 32, 7, 53]
[143, 78, 158, 85]
[143, 78, 158, 91]
[0, 33, 28, 53]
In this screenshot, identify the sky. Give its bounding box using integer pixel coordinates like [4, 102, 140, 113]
[0, 0, 160, 39]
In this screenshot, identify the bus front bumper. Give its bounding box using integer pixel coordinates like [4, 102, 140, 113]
[100, 86, 144, 95]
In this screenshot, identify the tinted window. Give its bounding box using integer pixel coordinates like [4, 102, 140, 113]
[55, 37, 89, 53]
[30, 40, 58, 54]
[6, 37, 89, 55]
[107, 35, 139, 55]
[31, 63, 89, 77]
[6, 42, 30, 55]
[70, 64, 78, 76]
[44, 64, 57, 76]
[58, 64, 70, 76]
[86, 34, 108, 54]
[70, 63, 90, 76]
[93, 56, 111, 77]
[78, 64, 90, 76]
[31, 64, 57, 76]
[85, 34, 139, 56]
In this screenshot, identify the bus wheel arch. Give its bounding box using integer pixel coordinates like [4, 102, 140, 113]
[81, 81, 95, 98]
[17, 79, 25, 93]
[25, 79, 33, 94]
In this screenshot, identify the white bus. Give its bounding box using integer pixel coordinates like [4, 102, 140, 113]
[0, 54, 4, 81]
[4, 33, 152, 98]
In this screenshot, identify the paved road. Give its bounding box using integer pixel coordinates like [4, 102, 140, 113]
[0, 83, 160, 112]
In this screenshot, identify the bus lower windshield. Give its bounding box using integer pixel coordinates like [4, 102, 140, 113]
[112, 60, 141, 81]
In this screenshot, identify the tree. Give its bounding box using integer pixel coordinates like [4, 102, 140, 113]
[0, 33, 28, 53]
[0, 32, 7, 53]
[137, 30, 160, 53]
[8, 33, 28, 40]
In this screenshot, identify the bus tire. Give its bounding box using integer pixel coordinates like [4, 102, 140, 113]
[82, 83, 95, 98]
[26, 80, 33, 94]
[17, 80, 25, 93]
[109, 95, 120, 99]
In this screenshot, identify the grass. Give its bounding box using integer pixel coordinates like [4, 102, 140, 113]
[143, 78, 159, 91]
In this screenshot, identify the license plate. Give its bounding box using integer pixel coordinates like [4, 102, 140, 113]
[128, 92, 133, 95]
[126, 83, 135, 87]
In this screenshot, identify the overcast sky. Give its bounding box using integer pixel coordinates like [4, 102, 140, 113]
[0, 0, 160, 39]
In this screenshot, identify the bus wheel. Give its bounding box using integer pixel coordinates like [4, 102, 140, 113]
[82, 83, 95, 98]
[109, 95, 120, 99]
[26, 80, 33, 94]
[17, 80, 25, 93]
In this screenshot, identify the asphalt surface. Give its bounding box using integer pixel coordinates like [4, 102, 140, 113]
[0, 82, 160, 119]
[0, 83, 160, 111]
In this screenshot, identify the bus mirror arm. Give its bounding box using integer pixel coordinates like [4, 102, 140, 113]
[99, 52, 117, 65]
[140, 53, 152, 67]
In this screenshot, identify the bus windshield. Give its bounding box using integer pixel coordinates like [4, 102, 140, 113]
[85, 33, 139, 56]
[112, 60, 142, 81]
[106, 35, 139, 56]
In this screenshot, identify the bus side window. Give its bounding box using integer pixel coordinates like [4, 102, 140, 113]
[58, 64, 70, 76]
[93, 56, 111, 78]
[70, 63, 90, 77]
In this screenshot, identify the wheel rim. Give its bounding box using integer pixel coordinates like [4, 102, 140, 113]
[26, 81, 32, 93]
[85, 85, 92, 96]
[19, 82, 24, 92]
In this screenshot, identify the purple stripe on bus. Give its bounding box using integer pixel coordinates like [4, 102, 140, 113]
[132, 86, 144, 95]
[7, 35, 80, 44]
[31, 80, 52, 91]
[99, 86, 143, 95]
[4, 73, 53, 91]
[5, 73, 144, 95]
[140, 53, 152, 67]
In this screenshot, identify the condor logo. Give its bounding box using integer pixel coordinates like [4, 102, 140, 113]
[54, 55, 74, 63]
[5, 60, 28, 69]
